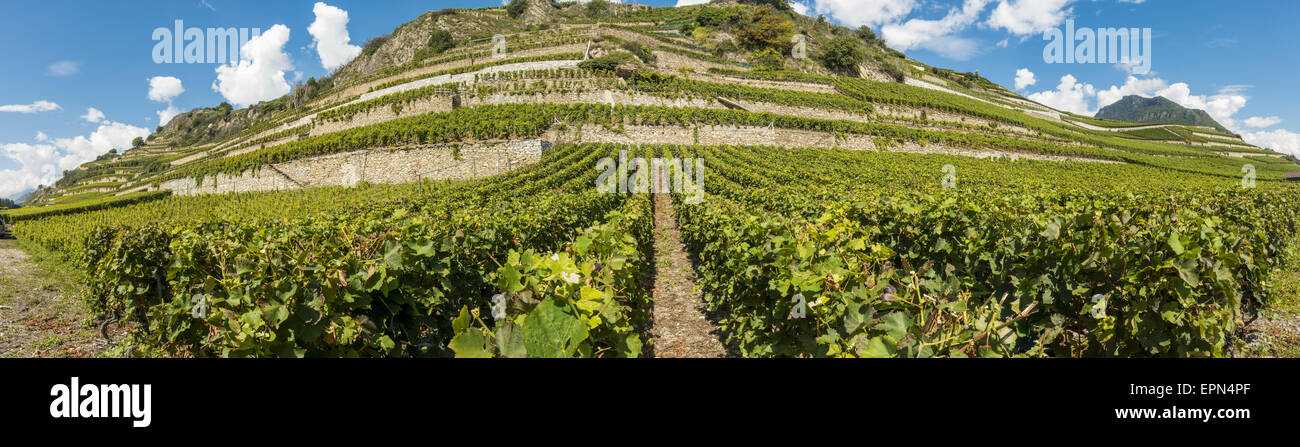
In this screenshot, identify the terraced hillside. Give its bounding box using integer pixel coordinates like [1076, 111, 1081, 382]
[5, 0, 1299, 358]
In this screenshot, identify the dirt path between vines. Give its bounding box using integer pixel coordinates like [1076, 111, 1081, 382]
[648, 195, 731, 358]
[0, 239, 115, 357]
[1240, 312, 1300, 357]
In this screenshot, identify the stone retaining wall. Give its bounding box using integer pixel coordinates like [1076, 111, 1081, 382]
[549, 124, 876, 151]
[317, 43, 589, 106]
[160, 140, 550, 196]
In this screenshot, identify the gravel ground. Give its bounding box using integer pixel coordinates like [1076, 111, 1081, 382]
[0, 239, 118, 358]
[648, 195, 732, 358]
[1239, 310, 1300, 357]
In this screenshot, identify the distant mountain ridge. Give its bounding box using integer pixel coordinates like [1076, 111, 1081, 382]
[8, 188, 33, 205]
[1095, 95, 1232, 133]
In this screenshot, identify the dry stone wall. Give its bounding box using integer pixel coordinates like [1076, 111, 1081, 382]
[359, 56, 584, 102]
[160, 140, 551, 196]
[549, 124, 875, 151]
[653, 50, 736, 73]
[1190, 131, 1240, 141]
[546, 124, 1112, 163]
[314, 43, 589, 106]
[889, 141, 1122, 163]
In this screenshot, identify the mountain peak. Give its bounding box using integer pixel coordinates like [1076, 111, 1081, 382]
[1096, 94, 1232, 133]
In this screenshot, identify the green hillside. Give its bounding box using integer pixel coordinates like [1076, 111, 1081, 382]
[4, 0, 1298, 358]
[1096, 94, 1233, 133]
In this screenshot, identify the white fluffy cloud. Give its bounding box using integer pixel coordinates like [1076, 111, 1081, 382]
[81, 107, 105, 123]
[308, 2, 362, 71]
[1241, 129, 1300, 158]
[0, 143, 65, 198]
[1157, 83, 1248, 128]
[0, 120, 151, 198]
[148, 76, 185, 125]
[1027, 74, 1096, 115]
[212, 24, 294, 107]
[880, 0, 989, 60]
[0, 101, 61, 113]
[1243, 116, 1281, 128]
[1027, 73, 1300, 156]
[813, 0, 918, 28]
[47, 60, 79, 77]
[789, 2, 811, 16]
[1014, 68, 1036, 90]
[1033, 74, 1250, 125]
[985, 0, 1073, 36]
[148, 76, 185, 102]
[156, 105, 182, 126]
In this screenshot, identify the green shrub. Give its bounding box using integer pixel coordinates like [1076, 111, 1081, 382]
[427, 29, 454, 54]
[680, 21, 696, 37]
[737, 5, 794, 52]
[586, 0, 611, 18]
[621, 42, 657, 64]
[739, 0, 792, 11]
[578, 52, 636, 72]
[361, 35, 390, 57]
[695, 7, 737, 27]
[881, 60, 906, 83]
[856, 26, 876, 42]
[752, 47, 784, 71]
[506, 0, 527, 18]
[816, 36, 866, 74]
[413, 29, 456, 61]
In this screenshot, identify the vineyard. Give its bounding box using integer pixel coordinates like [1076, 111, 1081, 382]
[4, 0, 1299, 358]
[10, 142, 1299, 357]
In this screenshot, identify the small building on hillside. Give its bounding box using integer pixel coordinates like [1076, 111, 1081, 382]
[1286, 172, 1300, 181]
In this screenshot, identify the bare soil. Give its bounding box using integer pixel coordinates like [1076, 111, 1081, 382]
[1239, 309, 1300, 358]
[647, 195, 731, 358]
[0, 239, 118, 357]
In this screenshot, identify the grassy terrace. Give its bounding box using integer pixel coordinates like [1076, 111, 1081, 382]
[2, 191, 171, 221]
[57, 182, 122, 193]
[156, 100, 1299, 185]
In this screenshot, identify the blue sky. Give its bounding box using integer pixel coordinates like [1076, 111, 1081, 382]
[2, 0, 1297, 199]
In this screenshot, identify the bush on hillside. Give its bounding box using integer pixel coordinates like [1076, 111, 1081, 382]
[816, 36, 866, 75]
[739, 0, 792, 11]
[737, 5, 794, 52]
[361, 35, 390, 57]
[752, 47, 784, 71]
[578, 52, 636, 72]
[679, 21, 696, 36]
[586, 0, 611, 18]
[856, 26, 876, 42]
[621, 42, 657, 64]
[427, 29, 454, 54]
[696, 7, 738, 28]
[882, 60, 906, 83]
[414, 29, 455, 61]
[506, 0, 528, 19]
